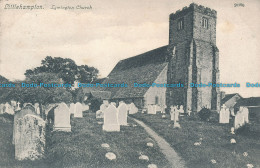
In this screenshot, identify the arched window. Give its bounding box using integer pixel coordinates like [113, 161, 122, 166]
[202, 17, 208, 29]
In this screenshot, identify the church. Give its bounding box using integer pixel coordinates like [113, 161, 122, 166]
[98, 3, 221, 112]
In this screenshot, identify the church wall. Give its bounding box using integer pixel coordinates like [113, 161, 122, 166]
[144, 65, 168, 107]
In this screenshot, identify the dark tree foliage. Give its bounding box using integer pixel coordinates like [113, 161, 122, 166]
[25, 56, 99, 84]
[198, 107, 211, 121]
[88, 97, 102, 113]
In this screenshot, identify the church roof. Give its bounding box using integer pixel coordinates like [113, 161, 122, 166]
[235, 97, 260, 107]
[222, 93, 241, 104]
[101, 46, 169, 99]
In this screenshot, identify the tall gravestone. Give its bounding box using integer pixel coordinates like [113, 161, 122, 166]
[74, 102, 83, 118]
[54, 103, 71, 132]
[13, 106, 36, 144]
[14, 111, 45, 160]
[219, 105, 230, 124]
[103, 104, 120, 132]
[118, 102, 128, 126]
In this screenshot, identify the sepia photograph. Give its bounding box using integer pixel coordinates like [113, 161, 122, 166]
[0, 0, 259, 167]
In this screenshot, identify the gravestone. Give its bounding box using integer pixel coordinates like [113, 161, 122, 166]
[4, 103, 14, 115]
[14, 112, 45, 160]
[16, 102, 21, 111]
[74, 102, 83, 118]
[103, 104, 120, 132]
[179, 105, 184, 116]
[118, 102, 128, 126]
[83, 104, 89, 111]
[96, 110, 104, 118]
[219, 105, 230, 123]
[70, 103, 76, 115]
[0, 104, 4, 114]
[170, 106, 177, 121]
[54, 103, 71, 132]
[111, 102, 117, 107]
[35, 103, 40, 115]
[23, 103, 33, 108]
[100, 103, 108, 111]
[13, 106, 37, 144]
[147, 105, 156, 114]
[234, 107, 249, 130]
[242, 106, 249, 124]
[161, 105, 166, 114]
[128, 103, 138, 114]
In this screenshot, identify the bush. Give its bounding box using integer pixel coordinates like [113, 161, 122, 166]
[198, 108, 211, 121]
[236, 123, 250, 135]
[89, 98, 102, 113]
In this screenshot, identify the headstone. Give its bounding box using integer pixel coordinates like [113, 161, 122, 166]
[111, 102, 117, 107]
[179, 105, 184, 116]
[16, 102, 21, 111]
[23, 103, 33, 108]
[54, 103, 71, 132]
[219, 105, 230, 123]
[74, 102, 83, 118]
[14, 113, 45, 160]
[100, 103, 108, 111]
[4, 103, 14, 115]
[147, 104, 156, 114]
[161, 105, 166, 114]
[170, 106, 180, 128]
[13, 106, 37, 144]
[241, 106, 249, 124]
[234, 107, 248, 130]
[96, 110, 104, 119]
[118, 102, 128, 126]
[0, 104, 4, 114]
[82, 104, 89, 111]
[70, 103, 76, 114]
[103, 104, 120, 132]
[170, 106, 178, 121]
[128, 103, 138, 114]
[35, 103, 40, 115]
[187, 108, 191, 116]
[11, 100, 17, 107]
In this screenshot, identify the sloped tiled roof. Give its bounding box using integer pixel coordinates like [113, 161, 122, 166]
[222, 93, 241, 104]
[101, 46, 169, 99]
[90, 91, 111, 100]
[235, 97, 260, 107]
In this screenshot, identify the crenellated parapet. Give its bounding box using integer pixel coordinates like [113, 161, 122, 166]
[170, 3, 217, 20]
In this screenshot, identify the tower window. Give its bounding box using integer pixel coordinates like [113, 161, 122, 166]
[202, 17, 208, 29]
[177, 18, 184, 30]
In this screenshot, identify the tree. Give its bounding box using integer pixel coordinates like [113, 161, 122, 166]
[25, 56, 99, 84]
[7, 73, 73, 118]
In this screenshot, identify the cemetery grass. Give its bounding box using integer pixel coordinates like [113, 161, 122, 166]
[132, 113, 260, 168]
[0, 113, 171, 168]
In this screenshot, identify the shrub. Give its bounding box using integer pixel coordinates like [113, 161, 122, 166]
[236, 124, 250, 135]
[198, 108, 211, 121]
[89, 97, 103, 113]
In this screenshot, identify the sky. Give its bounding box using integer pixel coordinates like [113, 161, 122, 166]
[0, 0, 260, 98]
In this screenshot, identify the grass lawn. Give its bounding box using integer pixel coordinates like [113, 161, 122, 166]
[0, 112, 171, 168]
[132, 113, 260, 168]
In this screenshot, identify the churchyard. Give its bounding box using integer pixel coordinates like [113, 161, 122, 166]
[0, 98, 259, 168]
[132, 112, 260, 168]
[0, 111, 171, 168]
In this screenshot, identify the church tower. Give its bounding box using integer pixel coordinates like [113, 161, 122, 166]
[166, 3, 221, 112]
